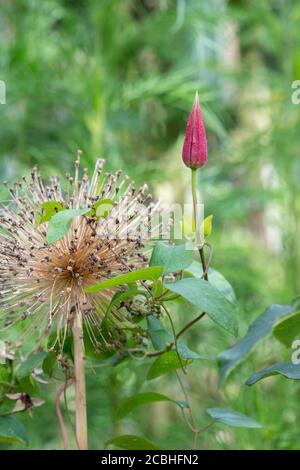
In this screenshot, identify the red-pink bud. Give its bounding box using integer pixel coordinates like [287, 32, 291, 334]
[182, 92, 207, 169]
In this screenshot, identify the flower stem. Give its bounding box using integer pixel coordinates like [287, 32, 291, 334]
[191, 169, 208, 280]
[72, 311, 88, 450]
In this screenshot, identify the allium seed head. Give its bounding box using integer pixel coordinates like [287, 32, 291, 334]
[0, 155, 159, 353]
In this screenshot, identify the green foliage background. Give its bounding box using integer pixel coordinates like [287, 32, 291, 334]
[1, 0, 300, 450]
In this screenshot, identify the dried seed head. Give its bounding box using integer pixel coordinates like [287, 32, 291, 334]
[0, 156, 158, 353]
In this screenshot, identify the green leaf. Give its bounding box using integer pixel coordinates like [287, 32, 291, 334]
[152, 280, 163, 298]
[35, 201, 64, 226]
[206, 408, 262, 428]
[16, 352, 47, 381]
[246, 362, 300, 385]
[218, 304, 295, 384]
[46, 208, 90, 244]
[116, 392, 187, 419]
[165, 278, 238, 337]
[202, 214, 213, 237]
[89, 198, 114, 218]
[106, 434, 160, 450]
[273, 310, 300, 347]
[42, 352, 57, 377]
[150, 241, 194, 275]
[147, 315, 171, 350]
[147, 351, 188, 380]
[185, 261, 236, 303]
[85, 266, 164, 292]
[0, 416, 28, 445]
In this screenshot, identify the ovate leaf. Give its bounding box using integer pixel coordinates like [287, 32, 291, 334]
[47, 208, 89, 244]
[147, 351, 187, 380]
[246, 361, 300, 385]
[150, 241, 194, 275]
[184, 261, 236, 303]
[165, 278, 238, 336]
[202, 214, 213, 237]
[85, 266, 163, 292]
[206, 408, 262, 428]
[0, 416, 28, 445]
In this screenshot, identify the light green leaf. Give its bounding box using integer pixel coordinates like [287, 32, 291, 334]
[202, 214, 213, 237]
[150, 241, 194, 275]
[47, 208, 89, 244]
[273, 310, 300, 347]
[206, 408, 262, 428]
[89, 198, 114, 218]
[185, 261, 236, 303]
[106, 434, 160, 450]
[0, 416, 28, 445]
[246, 362, 300, 385]
[35, 201, 64, 226]
[85, 266, 164, 293]
[165, 278, 238, 336]
[16, 352, 47, 381]
[218, 304, 295, 384]
[116, 392, 188, 419]
[147, 351, 188, 380]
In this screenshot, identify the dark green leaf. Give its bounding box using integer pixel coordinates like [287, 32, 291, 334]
[147, 351, 188, 380]
[0, 416, 28, 445]
[116, 392, 188, 419]
[165, 278, 238, 337]
[85, 266, 163, 292]
[219, 304, 295, 383]
[150, 241, 194, 275]
[106, 434, 160, 450]
[147, 315, 171, 350]
[206, 408, 262, 428]
[273, 310, 300, 347]
[42, 352, 57, 377]
[46, 208, 89, 244]
[246, 362, 300, 385]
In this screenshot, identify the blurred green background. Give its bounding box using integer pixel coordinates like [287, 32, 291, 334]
[1, 0, 300, 450]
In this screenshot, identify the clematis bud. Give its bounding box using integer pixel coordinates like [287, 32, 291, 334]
[182, 92, 207, 169]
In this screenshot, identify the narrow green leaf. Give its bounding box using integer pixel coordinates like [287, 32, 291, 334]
[150, 241, 194, 275]
[0, 416, 28, 445]
[246, 361, 300, 385]
[218, 304, 295, 383]
[47, 208, 89, 244]
[165, 278, 238, 337]
[116, 392, 187, 419]
[106, 434, 160, 450]
[35, 201, 64, 226]
[85, 266, 164, 293]
[147, 351, 188, 380]
[16, 352, 47, 381]
[273, 310, 300, 347]
[206, 408, 262, 428]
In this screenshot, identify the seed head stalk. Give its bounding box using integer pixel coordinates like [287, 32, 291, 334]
[72, 309, 88, 450]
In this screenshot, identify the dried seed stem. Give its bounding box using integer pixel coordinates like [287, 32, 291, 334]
[72, 310, 88, 450]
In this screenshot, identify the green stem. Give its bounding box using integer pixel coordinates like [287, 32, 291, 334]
[191, 169, 208, 280]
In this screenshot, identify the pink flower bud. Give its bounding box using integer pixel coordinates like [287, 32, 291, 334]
[182, 92, 207, 169]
